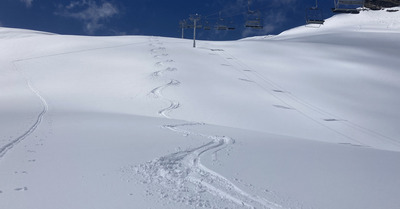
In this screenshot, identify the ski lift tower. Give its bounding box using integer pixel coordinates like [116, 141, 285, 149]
[179, 20, 188, 39]
[189, 14, 201, 48]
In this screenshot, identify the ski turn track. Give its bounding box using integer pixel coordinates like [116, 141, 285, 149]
[1, 40, 149, 160]
[0, 62, 48, 159]
[135, 38, 284, 209]
[149, 79, 181, 119]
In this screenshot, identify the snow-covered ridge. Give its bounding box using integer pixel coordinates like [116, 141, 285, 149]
[279, 7, 400, 38]
[242, 7, 400, 41]
[0, 27, 55, 40]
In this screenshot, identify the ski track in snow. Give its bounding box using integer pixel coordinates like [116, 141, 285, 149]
[1, 40, 151, 160]
[134, 37, 285, 209]
[148, 79, 181, 119]
[212, 49, 400, 151]
[0, 62, 48, 159]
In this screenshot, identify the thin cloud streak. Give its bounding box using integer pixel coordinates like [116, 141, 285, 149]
[20, 0, 33, 8]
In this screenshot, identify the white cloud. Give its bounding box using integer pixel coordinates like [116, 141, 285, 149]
[20, 0, 33, 8]
[56, 0, 119, 34]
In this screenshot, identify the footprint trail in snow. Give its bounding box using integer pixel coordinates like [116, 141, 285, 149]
[133, 37, 284, 209]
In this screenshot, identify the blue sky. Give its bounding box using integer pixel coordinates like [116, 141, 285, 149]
[0, 0, 337, 40]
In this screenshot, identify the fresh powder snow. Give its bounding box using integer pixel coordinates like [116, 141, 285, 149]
[1, 8, 400, 209]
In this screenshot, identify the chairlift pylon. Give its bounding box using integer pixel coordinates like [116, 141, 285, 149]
[245, 0, 263, 29]
[332, 0, 364, 14]
[306, 0, 325, 25]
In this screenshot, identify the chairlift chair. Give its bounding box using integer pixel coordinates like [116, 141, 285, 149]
[215, 12, 236, 31]
[306, 0, 325, 25]
[227, 21, 236, 30]
[332, 0, 364, 14]
[215, 12, 228, 30]
[245, 10, 264, 29]
[215, 23, 236, 31]
[245, 0, 263, 29]
[204, 26, 212, 30]
[215, 24, 228, 30]
[187, 23, 203, 29]
[245, 19, 263, 29]
[203, 20, 211, 30]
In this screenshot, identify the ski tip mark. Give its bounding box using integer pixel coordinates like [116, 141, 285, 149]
[238, 78, 254, 83]
[155, 60, 175, 68]
[148, 86, 162, 98]
[273, 105, 294, 110]
[324, 118, 342, 122]
[151, 70, 163, 78]
[14, 187, 28, 192]
[153, 54, 168, 59]
[338, 142, 368, 148]
[150, 47, 166, 53]
[155, 61, 164, 67]
[166, 67, 177, 72]
[150, 67, 176, 78]
[169, 79, 180, 86]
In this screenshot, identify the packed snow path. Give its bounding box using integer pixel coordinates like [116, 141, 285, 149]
[135, 37, 284, 209]
[0, 61, 48, 159]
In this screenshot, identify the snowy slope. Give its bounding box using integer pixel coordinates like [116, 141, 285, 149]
[1, 8, 400, 209]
